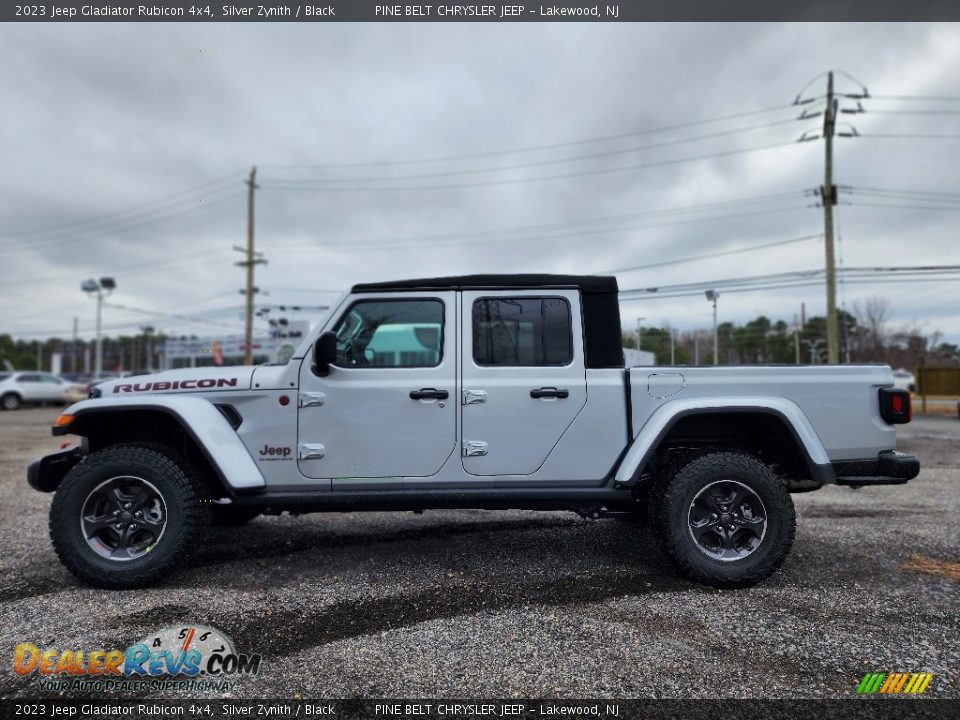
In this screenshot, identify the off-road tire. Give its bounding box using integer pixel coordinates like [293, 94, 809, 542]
[653, 450, 795, 588]
[1, 393, 21, 411]
[49, 443, 211, 589]
[211, 505, 261, 526]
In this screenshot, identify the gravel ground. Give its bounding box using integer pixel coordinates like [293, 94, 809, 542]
[0, 408, 956, 699]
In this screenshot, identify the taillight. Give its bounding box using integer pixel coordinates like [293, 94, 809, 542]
[879, 388, 911, 424]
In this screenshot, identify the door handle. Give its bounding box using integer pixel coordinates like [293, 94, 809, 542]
[530, 387, 569, 399]
[410, 388, 449, 400]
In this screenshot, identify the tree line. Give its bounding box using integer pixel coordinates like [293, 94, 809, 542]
[623, 297, 959, 369]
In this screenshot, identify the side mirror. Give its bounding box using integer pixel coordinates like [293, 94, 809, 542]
[313, 331, 338, 376]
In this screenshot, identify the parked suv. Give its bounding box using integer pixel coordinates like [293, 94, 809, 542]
[0, 372, 76, 410]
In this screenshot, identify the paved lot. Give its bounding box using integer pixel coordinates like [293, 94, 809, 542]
[0, 408, 956, 699]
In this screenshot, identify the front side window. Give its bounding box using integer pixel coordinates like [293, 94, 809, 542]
[473, 297, 572, 366]
[333, 299, 444, 368]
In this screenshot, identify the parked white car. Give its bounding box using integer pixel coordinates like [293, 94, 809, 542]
[0, 372, 76, 410]
[892, 369, 916, 393]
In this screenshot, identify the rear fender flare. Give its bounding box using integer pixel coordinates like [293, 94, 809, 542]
[613, 397, 833, 486]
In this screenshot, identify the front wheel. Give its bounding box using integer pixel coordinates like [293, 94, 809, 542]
[1, 393, 21, 411]
[653, 450, 795, 588]
[49, 443, 211, 589]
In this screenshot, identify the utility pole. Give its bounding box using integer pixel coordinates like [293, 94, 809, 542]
[705, 290, 719, 365]
[71, 317, 78, 374]
[793, 314, 801, 364]
[822, 71, 839, 364]
[670, 328, 675, 365]
[235, 167, 265, 365]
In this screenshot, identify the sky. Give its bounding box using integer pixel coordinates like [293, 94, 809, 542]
[2, 22, 959, 344]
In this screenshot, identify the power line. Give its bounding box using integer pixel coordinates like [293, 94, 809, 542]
[856, 133, 960, 139]
[620, 265, 960, 297]
[104, 301, 252, 331]
[268, 193, 808, 252]
[865, 94, 960, 102]
[860, 109, 960, 115]
[1, 170, 244, 240]
[4, 248, 233, 288]
[268, 118, 803, 185]
[1, 189, 245, 252]
[847, 202, 960, 212]
[263, 102, 804, 169]
[266, 141, 802, 192]
[844, 186, 960, 201]
[271, 206, 811, 254]
[598, 234, 822, 275]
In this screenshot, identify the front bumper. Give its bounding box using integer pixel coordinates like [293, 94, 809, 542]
[27, 446, 84, 492]
[833, 450, 920, 487]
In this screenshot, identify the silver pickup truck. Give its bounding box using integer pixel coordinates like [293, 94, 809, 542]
[28, 274, 918, 589]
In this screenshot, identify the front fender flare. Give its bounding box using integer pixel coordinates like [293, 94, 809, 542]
[613, 396, 833, 487]
[54, 396, 266, 491]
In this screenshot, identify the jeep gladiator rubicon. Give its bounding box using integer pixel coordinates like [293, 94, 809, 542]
[28, 275, 919, 589]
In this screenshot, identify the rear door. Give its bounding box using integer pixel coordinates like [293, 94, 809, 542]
[460, 290, 587, 477]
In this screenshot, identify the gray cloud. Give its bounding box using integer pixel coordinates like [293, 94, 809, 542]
[2, 22, 958, 342]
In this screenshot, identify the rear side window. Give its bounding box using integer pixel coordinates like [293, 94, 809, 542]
[333, 299, 444, 368]
[473, 297, 572, 366]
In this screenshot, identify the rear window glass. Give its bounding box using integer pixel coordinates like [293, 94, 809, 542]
[472, 297, 572, 366]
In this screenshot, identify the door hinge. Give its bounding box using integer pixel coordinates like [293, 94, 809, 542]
[462, 440, 488, 457]
[299, 392, 326, 408]
[462, 389, 487, 405]
[298, 443, 326, 460]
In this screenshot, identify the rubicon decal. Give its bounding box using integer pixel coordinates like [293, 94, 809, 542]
[857, 672, 934, 695]
[113, 378, 238, 392]
[13, 625, 260, 693]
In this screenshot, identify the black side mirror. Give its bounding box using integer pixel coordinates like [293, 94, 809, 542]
[313, 331, 338, 376]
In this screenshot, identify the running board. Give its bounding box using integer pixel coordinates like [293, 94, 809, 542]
[231, 486, 632, 513]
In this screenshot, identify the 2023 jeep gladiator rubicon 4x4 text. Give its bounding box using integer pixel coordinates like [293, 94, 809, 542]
[28, 275, 919, 589]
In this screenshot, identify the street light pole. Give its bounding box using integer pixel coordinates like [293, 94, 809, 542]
[636, 317, 646, 354]
[705, 290, 719, 365]
[83, 277, 116, 378]
[95, 287, 103, 376]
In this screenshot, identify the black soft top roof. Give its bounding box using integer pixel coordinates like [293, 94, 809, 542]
[351, 274, 624, 369]
[352, 274, 618, 294]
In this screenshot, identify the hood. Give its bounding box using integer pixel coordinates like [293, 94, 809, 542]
[94, 367, 255, 397]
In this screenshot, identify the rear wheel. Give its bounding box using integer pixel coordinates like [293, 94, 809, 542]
[49, 443, 210, 589]
[653, 450, 795, 588]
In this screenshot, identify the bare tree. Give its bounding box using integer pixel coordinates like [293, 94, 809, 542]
[853, 296, 890, 360]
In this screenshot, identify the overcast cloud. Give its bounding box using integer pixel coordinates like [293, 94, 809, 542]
[2, 22, 958, 343]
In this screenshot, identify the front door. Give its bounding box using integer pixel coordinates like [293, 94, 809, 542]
[297, 293, 457, 483]
[460, 290, 587, 477]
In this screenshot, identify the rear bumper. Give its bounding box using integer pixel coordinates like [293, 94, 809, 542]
[833, 450, 920, 487]
[27, 447, 84, 492]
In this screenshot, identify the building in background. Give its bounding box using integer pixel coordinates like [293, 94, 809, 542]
[162, 317, 316, 368]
